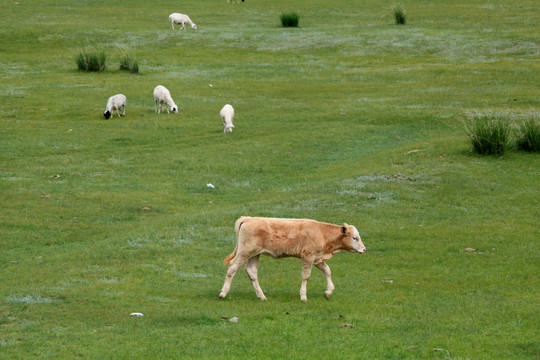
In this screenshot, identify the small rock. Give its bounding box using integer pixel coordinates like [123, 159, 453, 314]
[339, 323, 353, 328]
[40, 194, 52, 199]
[229, 317, 239, 323]
[142, 206, 151, 211]
[130, 312, 144, 317]
[464, 248, 476, 252]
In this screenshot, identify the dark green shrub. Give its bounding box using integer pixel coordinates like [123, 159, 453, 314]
[392, 3, 407, 25]
[516, 119, 540, 152]
[119, 50, 139, 74]
[76, 48, 106, 72]
[465, 115, 511, 155]
[280, 12, 300, 27]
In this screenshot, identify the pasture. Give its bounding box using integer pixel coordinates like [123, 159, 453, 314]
[1, 0, 538, 358]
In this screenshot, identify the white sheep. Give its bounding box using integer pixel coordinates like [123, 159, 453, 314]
[153, 85, 178, 114]
[169, 13, 197, 30]
[220, 104, 235, 133]
[103, 94, 126, 119]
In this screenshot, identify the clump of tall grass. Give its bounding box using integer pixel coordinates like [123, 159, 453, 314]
[516, 119, 540, 152]
[392, 3, 407, 25]
[75, 48, 106, 72]
[119, 49, 139, 74]
[464, 115, 511, 155]
[280, 12, 300, 27]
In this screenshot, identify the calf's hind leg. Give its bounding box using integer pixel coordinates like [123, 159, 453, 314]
[219, 256, 247, 300]
[246, 255, 267, 301]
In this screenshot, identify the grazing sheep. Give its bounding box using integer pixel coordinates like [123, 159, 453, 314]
[169, 13, 197, 30]
[153, 85, 178, 114]
[103, 94, 126, 119]
[220, 104, 235, 133]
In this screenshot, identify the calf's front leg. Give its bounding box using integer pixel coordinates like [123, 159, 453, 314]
[300, 259, 314, 302]
[315, 262, 335, 299]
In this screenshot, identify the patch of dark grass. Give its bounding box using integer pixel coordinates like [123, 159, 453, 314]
[464, 115, 511, 155]
[76, 48, 106, 72]
[392, 3, 407, 25]
[280, 12, 300, 27]
[516, 119, 540, 152]
[119, 49, 139, 74]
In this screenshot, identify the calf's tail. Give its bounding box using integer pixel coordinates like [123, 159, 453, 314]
[224, 217, 247, 264]
[223, 249, 236, 264]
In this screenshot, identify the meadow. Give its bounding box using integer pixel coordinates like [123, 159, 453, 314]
[1, 0, 539, 358]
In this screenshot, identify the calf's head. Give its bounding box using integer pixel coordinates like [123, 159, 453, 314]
[342, 223, 366, 253]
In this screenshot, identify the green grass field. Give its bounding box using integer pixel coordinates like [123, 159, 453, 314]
[1, 0, 539, 358]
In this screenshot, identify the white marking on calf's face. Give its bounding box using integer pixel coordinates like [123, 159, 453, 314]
[350, 226, 366, 253]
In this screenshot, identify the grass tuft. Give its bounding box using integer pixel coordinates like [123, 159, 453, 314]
[464, 115, 511, 155]
[516, 119, 540, 152]
[280, 12, 300, 27]
[392, 3, 407, 25]
[75, 48, 106, 72]
[119, 49, 139, 74]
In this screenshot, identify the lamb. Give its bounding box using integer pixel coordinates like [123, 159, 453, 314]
[103, 94, 126, 119]
[153, 85, 178, 114]
[169, 13, 197, 30]
[220, 104, 235, 133]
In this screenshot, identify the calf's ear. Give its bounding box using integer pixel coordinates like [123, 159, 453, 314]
[341, 223, 349, 234]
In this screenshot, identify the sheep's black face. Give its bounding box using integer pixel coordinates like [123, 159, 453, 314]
[104, 110, 111, 119]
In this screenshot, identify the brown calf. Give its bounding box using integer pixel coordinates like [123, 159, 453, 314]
[219, 216, 366, 302]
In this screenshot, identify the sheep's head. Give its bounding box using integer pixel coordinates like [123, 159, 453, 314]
[171, 105, 179, 114]
[225, 124, 234, 133]
[191, 23, 197, 30]
[104, 110, 111, 119]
